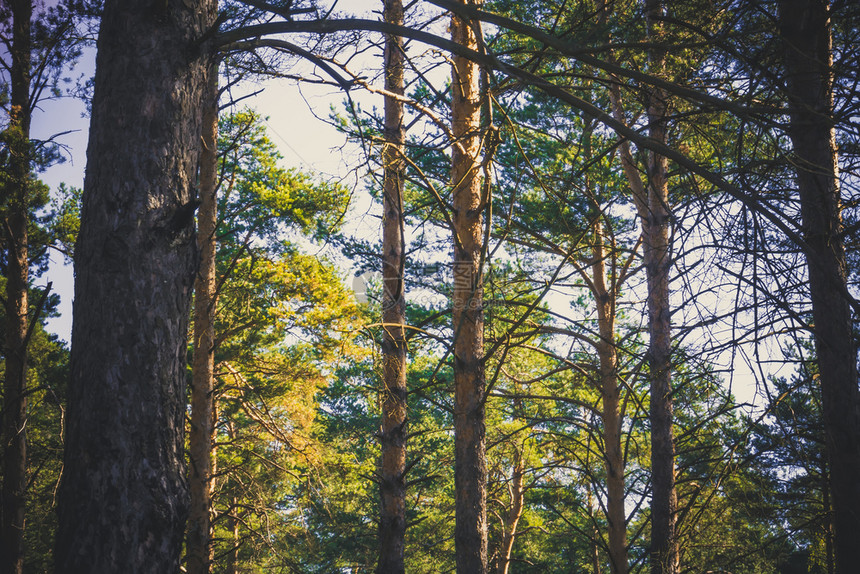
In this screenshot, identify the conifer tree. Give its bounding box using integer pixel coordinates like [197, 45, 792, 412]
[377, 0, 408, 571]
[451, 1, 489, 571]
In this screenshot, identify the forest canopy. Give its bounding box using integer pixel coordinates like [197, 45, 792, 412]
[1, 0, 859, 573]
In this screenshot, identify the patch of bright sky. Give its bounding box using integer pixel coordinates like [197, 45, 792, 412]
[32, 50, 93, 344]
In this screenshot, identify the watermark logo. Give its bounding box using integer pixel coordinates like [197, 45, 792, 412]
[352, 270, 378, 304]
[352, 261, 486, 308]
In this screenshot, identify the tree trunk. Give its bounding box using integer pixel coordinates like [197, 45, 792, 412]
[54, 0, 216, 570]
[1, 2, 32, 573]
[601, 5, 678, 566]
[225, 421, 240, 574]
[778, 1, 860, 571]
[494, 449, 524, 574]
[592, 223, 628, 574]
[187, 66, 220, 574]
[377, 0, 408, 572]
[451, 2, 488, 572]
[642, 2, 679, 573]
[587, 482, 602, 574]
[227, 505, 240, 574]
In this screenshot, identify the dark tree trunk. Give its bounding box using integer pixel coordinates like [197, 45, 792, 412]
[1, 2, 32, 573]
[779, 1, 860, 571]
[54, 0, 216, 571]
[187, 67, 220, 574]
[605, 3, 677, 568]
[451, 2, 488, 572]
[377, 0, 408, 572]
[643, 2, 678, 573]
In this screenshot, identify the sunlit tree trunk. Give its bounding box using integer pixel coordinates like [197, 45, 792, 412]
[598, 4, 676, 566]
[377, 0, 408, 572]
[55, 0, 216, 570]
[778, 1, 860, 571]
[227, 506, 240, 574]
[1, 2, 31, 573]
[187, 66, 219, 574]
[587, 481, 602, 574]
[451, 1, 488, 572]
[493, 448, 524, 574]
[591, 222, 628, 574]
[224, 420, 240, 574]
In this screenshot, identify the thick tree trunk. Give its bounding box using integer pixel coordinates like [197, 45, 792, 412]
[1, 2, 32, 573]
[377, 0, 408, 572]
[187, 67, 220, 574]
[642, 2, 679, 573]
[591, 224, 628, 574]
[778, 1, 860, 571]
[54, 0, 216, 571]
[451, 2, 488, 572]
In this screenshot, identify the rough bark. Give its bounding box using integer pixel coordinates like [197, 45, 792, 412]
[451, 2, 488, 572]
[187, 67, 220, 574]
[591, 223, 628, 574]
[778, 1, 860, 571]
[54, 0, 216, 570]
[643, 2, 678, 573]
[1, 2, 32, 573]
[377, 0, 408, 571]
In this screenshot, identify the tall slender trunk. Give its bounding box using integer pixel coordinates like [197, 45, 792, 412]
[494, 448, 524, 574]
[1, 2, 32, 573]
[601, 5, 677, 565]
[587, 482, 602, 574]
[778, 1, 860, 571]
[591, 223, 628, 574]
[187, 66, 220, 574]
[377, 0, 408, 572]
[227, 504, 240, 574]
[607, 21, 677, 574]
[55, 0, 216, 570]
[643, 2, 678, 573]
[451, 2, 488, 572]
[225, 420, 240, 574]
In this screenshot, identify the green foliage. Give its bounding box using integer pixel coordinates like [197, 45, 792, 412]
[23, 1, 860, 571]
[217, 110, 348, 252]
[20, 328, 68, 574]
[198, 109, 369, 573]
[0, 277, 68, 573]
[47, 183, 81, 261]
[744, 346, 835, 573]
